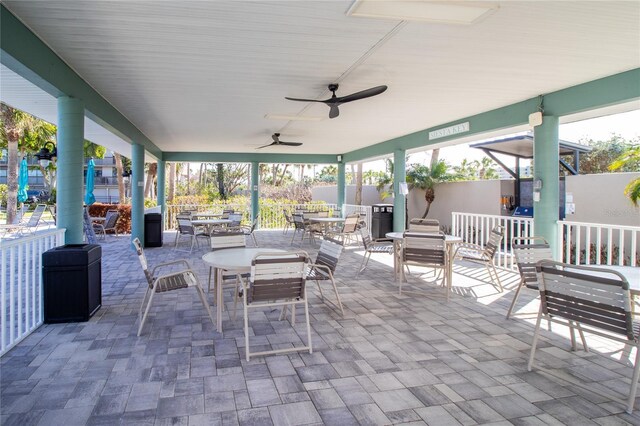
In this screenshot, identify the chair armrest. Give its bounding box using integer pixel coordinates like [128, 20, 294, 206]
[308, 263, 333, 278]
[151, 259, 191, 276]
[453, 242, 485, 260]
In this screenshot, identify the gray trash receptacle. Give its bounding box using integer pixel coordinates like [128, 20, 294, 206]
[371, 204, 393, 239]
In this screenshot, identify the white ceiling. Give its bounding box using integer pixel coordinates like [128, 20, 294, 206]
[2, 1, 639, 157]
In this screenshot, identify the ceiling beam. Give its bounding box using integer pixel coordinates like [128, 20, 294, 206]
[163, 152, 337, 164]
[343, 68, 640, 163]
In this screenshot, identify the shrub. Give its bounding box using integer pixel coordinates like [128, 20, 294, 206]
[0, 184, 7, 208]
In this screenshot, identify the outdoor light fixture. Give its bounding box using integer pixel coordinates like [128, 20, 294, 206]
[347, 0, 498, 25]
[337, 155, 343, 162]
[34, 141, 57, 167]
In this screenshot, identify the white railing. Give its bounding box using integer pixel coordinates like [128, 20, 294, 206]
[451, 212, 534, 271]
[164, 203, 339, 230]
[559, 221, 639, 267]
[1, 228, 65, 357]
[343, 204, 372, 230]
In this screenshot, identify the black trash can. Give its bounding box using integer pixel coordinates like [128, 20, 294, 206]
[144, 213, 163, 247]
[371, 204, 394, 239]
[42, 244, 102, 323]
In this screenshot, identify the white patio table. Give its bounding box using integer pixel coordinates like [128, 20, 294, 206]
[582, 265, 640, 297]
[202, 247, 286, 332]
[191, 212, 224, 219]
[386, 231, 462, 290]
[191, 218, 232, 234]
[309, 217, 345, 234]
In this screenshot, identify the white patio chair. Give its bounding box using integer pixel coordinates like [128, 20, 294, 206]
[529, 260, 639, 414]
[207, 231, 247, 318]
[243, 251, 312, 361]
[400, 231, 448, 299]
[306, 239, 344, 315]
[356, 229, 394, 277]
[453, 225, 505, 292]
[133, 238, 215, 336]
[506, 236, 553, 319]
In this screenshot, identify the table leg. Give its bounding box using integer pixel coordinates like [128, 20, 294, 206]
[216, 267, 223, 333]
[446, 242, 457, 302]
[393, 240, 401, 284]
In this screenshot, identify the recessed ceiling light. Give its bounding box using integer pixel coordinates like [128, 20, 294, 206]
[347, 0, 498, 25]
[264, 114, 324, 121]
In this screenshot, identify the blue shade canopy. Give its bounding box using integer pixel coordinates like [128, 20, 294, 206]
[84, 158, 96, 206]
[17, 158, 29, 203]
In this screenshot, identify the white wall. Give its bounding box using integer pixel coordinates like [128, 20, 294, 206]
[314, 174, 640, 228]
[311, 185, 393, 205]
[565, 172, 640, 227]
[407, 180, 503, 229]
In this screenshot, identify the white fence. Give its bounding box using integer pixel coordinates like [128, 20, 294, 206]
[559, 221, 639, 266]
[1, 228, 65, 356]
[164, 203, 340, 230]
[451, 212, 534, 271]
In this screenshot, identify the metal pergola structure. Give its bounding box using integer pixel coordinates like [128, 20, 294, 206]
[471, 134, 592, 209]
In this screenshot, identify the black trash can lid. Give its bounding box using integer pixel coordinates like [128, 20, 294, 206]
[43, 244, 102, 267]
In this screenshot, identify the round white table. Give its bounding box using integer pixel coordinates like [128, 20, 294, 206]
[192, 212, 224, 219]
[309, 217, 345, 234]
[582, 264, 640, 294]
[202, 247, 286, 332]
[385, 232, 463, 290]
[192, 218, 232, 226]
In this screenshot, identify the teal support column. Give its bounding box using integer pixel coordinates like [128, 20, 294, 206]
[534, 115, 560, 259]
[251, 161, 259, 225]
[393, 149, 406, 232]
[337, 162, 346, 215]
[131, 144, 145, 246]
[156, 160, 165, 215]
[56, 96, 84, 244]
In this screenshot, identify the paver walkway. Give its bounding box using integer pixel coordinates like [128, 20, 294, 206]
[1, 230, 639, 425]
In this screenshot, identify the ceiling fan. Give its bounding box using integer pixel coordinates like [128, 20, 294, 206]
[285, 83, 388, 119]
[256, 133, 303, 149]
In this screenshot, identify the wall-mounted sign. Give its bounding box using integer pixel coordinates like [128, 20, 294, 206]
[428, 122, 470, 140]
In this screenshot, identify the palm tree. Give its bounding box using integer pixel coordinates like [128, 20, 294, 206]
[375, 159, 394, 201]
[610, 146, 640, 206]
[406, 161, 450, 218]
[1, 104, 56, 223]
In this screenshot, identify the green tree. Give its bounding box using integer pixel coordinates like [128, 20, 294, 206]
[406, 160, 451, 218]
[375, 159, 394, 200]
[576, 135, 639, 174]
[317, 165, 337, 183]
[0, 103, 56, 223]
[609, 146, 640, 206]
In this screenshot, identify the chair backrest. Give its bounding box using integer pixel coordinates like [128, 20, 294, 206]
[408, 218, 440, 233]
[360, 229, 373, 251]
[26, 204, 47, 227]
[248, 218, 258, 233]
[512, 237, 552, 289]
[177, 217, 196, 236]
[103, 210, 120, 230]
[210, 231, 246, 251]
[228, 213, 243, 227]
[284, 211, 293, 223]
[402, 231, 446, 266]
[292, 213, 305, 229]
[482, 226, 504, 260]
[132, 238, 154, 288]
[315, 239, 343, 274]
[249, 252, 309, 303]
[341, 214, 359, 233]
[537, 260, 633, 339]
[304, 211, 320, 220]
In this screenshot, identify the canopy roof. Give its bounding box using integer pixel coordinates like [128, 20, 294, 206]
[1, 1, 638, 159]
[471, 134, 592, 159]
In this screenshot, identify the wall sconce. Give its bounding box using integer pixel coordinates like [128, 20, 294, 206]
[34, 141, 57, 167]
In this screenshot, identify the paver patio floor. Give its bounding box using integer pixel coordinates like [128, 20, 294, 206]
[2, 230, 639, 425]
